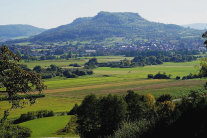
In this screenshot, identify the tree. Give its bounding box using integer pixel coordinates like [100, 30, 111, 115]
[67, 51, 72, 59]
[76, 94, 100, 138]
[84, 58, 98, 69]
[0, 45, 46, 113]
[0, 46, 46, 137]
[33, 65, 42, 73]
[76, 94, 126, 138]
[120, 58, 131, 67]
[124, 90, 147, 121]
[156, 94, 172, 105]
[202, 31, 207, 47]
[98, 94, 126, 136]
[202, 32, 207, 89]
[144, 94, 156, 108]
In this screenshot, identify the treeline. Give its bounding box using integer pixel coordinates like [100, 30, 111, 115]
[84, 52, 198, 69]
[130, 50, 198, 66]
[71, 90, 207, 138]
[14, 110, 54, 124]
[30, 64, 93, 79]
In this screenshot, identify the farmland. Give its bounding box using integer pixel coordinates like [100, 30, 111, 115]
[0, 56, 206, 137]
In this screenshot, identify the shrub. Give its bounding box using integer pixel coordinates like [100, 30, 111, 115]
[153, 72, 171, 79]
[182, 73, 201, 80]
[176, 76, 180, 80]
[147, 74, 154, 79]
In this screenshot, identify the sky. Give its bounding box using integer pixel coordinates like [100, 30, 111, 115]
[0, 0, 207, 29]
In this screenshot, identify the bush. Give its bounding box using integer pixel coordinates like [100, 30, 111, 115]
[147, 74, 154, 79]
[153, 72, 171, 79]
[182, 73, 201, 80]
[176, 76, 180, 80]
[148, 72, 171, 79]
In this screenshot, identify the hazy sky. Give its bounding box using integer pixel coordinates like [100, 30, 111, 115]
[0, 0, 207, 29]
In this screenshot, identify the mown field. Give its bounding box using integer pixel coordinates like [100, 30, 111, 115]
[0, 56, 206, 137]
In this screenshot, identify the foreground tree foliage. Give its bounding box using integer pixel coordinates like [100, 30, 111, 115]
[74, 90, 207, 138]
[0, 45, 46, 137]
[76, 94, 126, 138]
[75, 91, 157, 138]
[0, 46, 46, 108]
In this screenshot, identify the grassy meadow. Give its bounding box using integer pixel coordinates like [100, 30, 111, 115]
[19, 116, 75, 137]
[0, 56, 206, 137]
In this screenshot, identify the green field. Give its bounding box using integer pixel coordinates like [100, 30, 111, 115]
[0, 57, 206, 137]
[1, 59, 204, 118]
[19, 116, 75, 137]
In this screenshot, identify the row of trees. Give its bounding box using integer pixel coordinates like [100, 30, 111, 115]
[31, 64, 93, 79]
[84, 51, 198, 69]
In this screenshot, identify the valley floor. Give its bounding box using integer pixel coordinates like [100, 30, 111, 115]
[0, 58, 205, 137]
